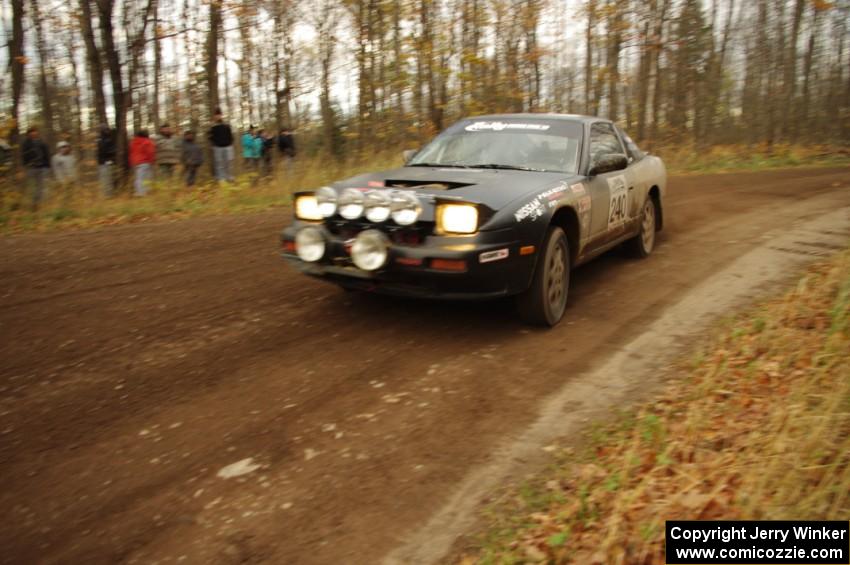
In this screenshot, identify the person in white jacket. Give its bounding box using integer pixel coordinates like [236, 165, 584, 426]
[51, 141, 77, 184]
[52, 141, 77, 205]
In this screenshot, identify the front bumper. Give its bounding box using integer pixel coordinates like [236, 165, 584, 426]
[281, 223, 535, 300]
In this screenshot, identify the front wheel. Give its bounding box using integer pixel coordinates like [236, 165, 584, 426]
[626, 197, 657, 258]
[516, 227, 570, 326]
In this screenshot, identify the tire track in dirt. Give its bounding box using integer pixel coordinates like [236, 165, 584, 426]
[0, 167, 847, 564]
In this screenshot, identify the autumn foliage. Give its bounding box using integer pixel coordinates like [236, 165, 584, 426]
[465, 249, 850, 564]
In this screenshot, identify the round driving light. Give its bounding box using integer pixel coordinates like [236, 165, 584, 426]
[295, 226, 325, 262]
[315, 186, 337, 218]
[390, 191, 421, 226]
[364, 190, 392, 222]
[351, 230, 389, 271]
[338, 188, 365, 220]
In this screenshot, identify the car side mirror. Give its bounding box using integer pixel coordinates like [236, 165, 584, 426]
[589, 153, 628, 176]
[402, 149, 418, 164]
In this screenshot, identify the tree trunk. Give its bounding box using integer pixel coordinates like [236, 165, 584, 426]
[206, 0, 221, 115]
[606, 0, 624, 121]
[152, 0, 162, 130]
[65, 35, 85, 154]
[354, 0, 369, 153]
[584, 1, 595, 114]
[31, 0, 55, 149]
[635, 3, 653, 141]
[392, 0, 404, 119]
[783, 0, 805, 140]
[96, 0, 127, 178]
[649, 0, 669, 145]
[524, 0, 542, 111]
[273, 2, 283, 130]
[79, 0, 108, 128]
[799, 11, 816, 134]
[8, 0, 25, 157]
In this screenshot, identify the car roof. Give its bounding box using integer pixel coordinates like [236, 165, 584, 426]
[460, 113, 607, 125]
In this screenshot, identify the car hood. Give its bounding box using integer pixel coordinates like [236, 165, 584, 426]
[338, 166, 583, 211]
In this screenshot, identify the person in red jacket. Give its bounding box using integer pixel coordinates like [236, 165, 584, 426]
[129, 130, 156, 196]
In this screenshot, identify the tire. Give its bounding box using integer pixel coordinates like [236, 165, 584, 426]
[516, 226, 570, 326]
[626, 196, 658, 258]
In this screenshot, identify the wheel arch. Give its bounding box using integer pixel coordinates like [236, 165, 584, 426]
[548, 206, 580, 266]
[649, 185, 663, 231]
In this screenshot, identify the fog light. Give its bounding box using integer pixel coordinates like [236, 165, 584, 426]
[364, 190, 392, 222]
[351, 230, 389, 271]
[315, 186, 338, 218]
[295, 226, 325, 262]
[391, 191, 421, 225]
[339, 188, 365, 220]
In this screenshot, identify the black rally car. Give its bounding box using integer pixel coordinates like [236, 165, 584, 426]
[281, 114, 667, 326]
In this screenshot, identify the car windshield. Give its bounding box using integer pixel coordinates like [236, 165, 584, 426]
[409, 119, 583, 174]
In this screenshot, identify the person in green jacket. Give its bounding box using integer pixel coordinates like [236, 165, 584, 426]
[241, 126, 259, 171]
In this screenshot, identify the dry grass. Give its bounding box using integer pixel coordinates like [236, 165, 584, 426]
[1, 143, 847, 234]
[656, 142, 850, 174]
[464, 249, 850, 564]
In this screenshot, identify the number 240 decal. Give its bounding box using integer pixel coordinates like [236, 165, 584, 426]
[607, 175, 628, 229]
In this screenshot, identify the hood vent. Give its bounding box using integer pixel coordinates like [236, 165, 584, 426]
[384, 180, 474, 191]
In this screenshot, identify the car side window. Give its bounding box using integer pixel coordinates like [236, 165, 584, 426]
[589, 123, 625, 167]
[616, 126, 645, 162]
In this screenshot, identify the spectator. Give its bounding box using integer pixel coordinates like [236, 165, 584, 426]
[52, 141, 77, 184]
[0, 138, 10, 170]
[0, 118, 13, 170]
[241, 126, 259, 171]
[277, 126, 296, 175]
[52, 141, 77, 206]
[21, 126, 51, 209]
[96, 124, 116, 196]
[129, 130, 156, 197]
[259, 130, 274, 176]
[182, 131, 204, 188]
[155, 123, 181, 180]
[207, 109, 234, 182]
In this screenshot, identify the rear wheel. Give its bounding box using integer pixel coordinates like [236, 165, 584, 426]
[516, 227, 569, 326]
[626, 197, 657, 258]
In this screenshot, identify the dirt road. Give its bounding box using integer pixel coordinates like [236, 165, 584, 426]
[1, 168, 848, 565]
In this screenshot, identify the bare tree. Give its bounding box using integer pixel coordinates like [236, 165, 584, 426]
[31, 0, 56, 148]
[8, 0, 25, 154]
[79, 0, 109, 128]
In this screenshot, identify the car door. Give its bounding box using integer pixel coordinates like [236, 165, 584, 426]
[615, 125, 647, 223]
[584, 122, 637, 251]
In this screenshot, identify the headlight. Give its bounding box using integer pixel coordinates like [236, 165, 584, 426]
[364, 190, 392, 222]
[315, 186, 337, 218]
[351, 230, 389, 271]
[390, 191, 421, 226]
[295, 226, 325, 262]
[338, 188, 365, 220]
[294, 194, 322, 221]
[436, 203, 479, 234]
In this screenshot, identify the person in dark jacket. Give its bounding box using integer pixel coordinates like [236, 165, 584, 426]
[96, 124, 117, 196]
[207, 109, 234, 182]
[21, 126, 51, 208]
[259, 129, 275, 176]
[181, 131, 204, 187]
[277, 127, 296, 175]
